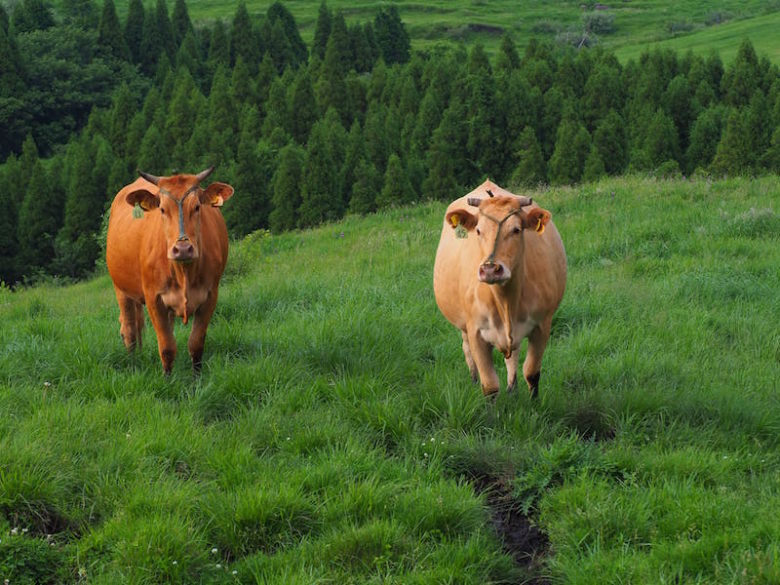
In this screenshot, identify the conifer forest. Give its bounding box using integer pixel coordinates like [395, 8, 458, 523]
[1, 0, 779, 286]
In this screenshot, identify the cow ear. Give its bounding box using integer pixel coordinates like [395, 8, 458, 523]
[523, 207, 551, 234]
[126, 188, 159, 211]
[200, 182, 234, 207]
[445, 209, 478, 231]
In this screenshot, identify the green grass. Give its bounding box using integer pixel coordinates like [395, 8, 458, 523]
[104, 0, 780, 62]
[1, 174, 779, 583]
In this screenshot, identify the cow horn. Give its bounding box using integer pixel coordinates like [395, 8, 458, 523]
[487, 189, 494, 197]
[196, 166, 215, 183]
[518, 196, 533, 207]
[467, 197, 483, 207]
[138, 170, 161, 185]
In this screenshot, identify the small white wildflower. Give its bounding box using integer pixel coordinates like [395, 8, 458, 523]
[21, 528, 28, 534]
[10, 527, 18, 535]
[232, 570, 238, 575]
[216, 563, 222, 569]
[423, 452, 428, 458]
[286, 437, 291, 441]
[43, 381, 51, 387]
[172, 561, 178, 565]
[211, 547, 218, 554]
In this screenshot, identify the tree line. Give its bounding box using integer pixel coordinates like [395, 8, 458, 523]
[0, 0, 778, 286]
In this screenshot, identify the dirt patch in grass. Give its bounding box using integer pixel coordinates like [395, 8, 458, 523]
[472, 473, 550, 583]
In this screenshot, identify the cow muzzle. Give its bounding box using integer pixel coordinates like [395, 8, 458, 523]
[170, 240, 195, 262]
[479, 261, 510, 284]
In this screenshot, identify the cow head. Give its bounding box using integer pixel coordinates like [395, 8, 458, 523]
[445, 195, 551, 285]
[126, 167, 234, 263]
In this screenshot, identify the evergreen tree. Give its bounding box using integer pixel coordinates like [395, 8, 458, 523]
[495, 34, 520, 79]
[166, 68, 199, 165]
[312, 0, 332, 60]
[376, 153, 413, 209]
[466, 45, 502, 184]
[510, 126, 546, 188]
[12, 0, 55, 33]
[97, 0, 130, 62]
[644, 108, 680, 167]
[348, 158, 381, 215]
[548, 117, 591, 185]
[423, 98, 468, 200]
[61, 0, 98, 28]
[410, 88, 442, 156]
[267, 18, 294, 74]
[340, 120, 365, 204]
[350, 23, 374, 73]
[267, 1, 307, 67]
[721, 39, 761, 107]
[582, 61, 623, 130]
[124, 0, 145, 64]
[0, 159, 20, 284]
[136, 124, 168, 174]
[269, 142, 304, 233]
[230, 2, 260, 72]
[207, 66, 237, 169]
[582, 144, 606, 183]
[298, 115, 341, 227]
[290, 67, 318, 145]
[374, 5, 410, 65]
[171, 0, 193, 48]
[225, 111, 275, 235]
[686, 105, 725, 173]
[207, 19, 230, 73]
[231, 55, 254, 105]
[17, 161, 60, 276]
[363, 102, 388, 174]
[316, 22, 351, 126]
[593, 110, 628, 175]
[663, 74, 693, 151]
[711, 108, 750, 176]
[176, 30, 203, 81]
[262, 73, 291, 139]
[745, 90, 771, 169]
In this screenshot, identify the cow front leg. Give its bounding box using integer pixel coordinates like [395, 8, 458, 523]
[467, 327, 499, 397]
[145, 296, 177, 374]
[461, 330, 478, 383]
[523, 319, 551, 399]
[188, 290, 218, 374]
[504, 348, 520, 393]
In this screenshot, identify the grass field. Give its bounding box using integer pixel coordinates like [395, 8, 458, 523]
[1, 174, 778, 583]
[103, 0, 780, 63]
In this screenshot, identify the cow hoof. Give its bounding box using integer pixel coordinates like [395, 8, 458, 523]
[506, 381, 517, 394]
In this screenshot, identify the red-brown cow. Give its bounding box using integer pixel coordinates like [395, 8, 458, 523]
[106, 167, 234, 374]
[433, 180, 567, 398]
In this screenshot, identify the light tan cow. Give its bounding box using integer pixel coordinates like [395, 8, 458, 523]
[433, 179, 567, 398]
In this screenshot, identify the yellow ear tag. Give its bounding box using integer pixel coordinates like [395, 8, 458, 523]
[211, 195, 224, 207]
[535, 217, 545, 234]
[450, 215, 459, 227]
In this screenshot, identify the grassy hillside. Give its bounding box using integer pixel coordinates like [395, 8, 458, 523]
[1, 175, 779, 583]
[107, 0, 780, 62]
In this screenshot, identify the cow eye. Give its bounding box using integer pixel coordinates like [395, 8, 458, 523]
[476, 227, 481, 236]
[160, 208, 165, 215]
[513, 226, 522, 234]
[194, 204, 201, 212]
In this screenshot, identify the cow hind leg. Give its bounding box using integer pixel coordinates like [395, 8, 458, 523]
[461, 330, 478, 383]
[115, 289, 140, 351]
[523, 319, 551, 399]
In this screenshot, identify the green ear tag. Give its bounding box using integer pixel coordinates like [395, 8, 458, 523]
[132, 204, 144, 219]
[455, 224, 467, 239]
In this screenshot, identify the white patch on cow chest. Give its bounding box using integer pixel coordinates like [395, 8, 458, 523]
[161, 283, 208, 320]
[479, 316, 537, 353]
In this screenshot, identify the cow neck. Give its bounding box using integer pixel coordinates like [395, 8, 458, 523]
[168, 259, 200, 325]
